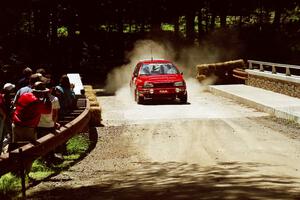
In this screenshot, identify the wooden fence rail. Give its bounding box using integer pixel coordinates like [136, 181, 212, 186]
[0, 98, 90, 177]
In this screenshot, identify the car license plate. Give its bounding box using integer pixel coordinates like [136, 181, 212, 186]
[159, 90, 168, 93]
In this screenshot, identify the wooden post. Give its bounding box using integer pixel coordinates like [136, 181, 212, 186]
[19, 148, 26, 199]
[259, 64, 264, 72]
[249, 62, 253, 69]
[286, 67, 291, 76]
[272, 65, 276, 74]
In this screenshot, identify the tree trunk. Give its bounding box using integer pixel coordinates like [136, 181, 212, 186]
[273, 7, 282, 30]
[197, 12, 204, 42]
[117, 17, 124, 34]
[205, 10, 209, 32]
[220, 13, 227, 28]
[186, 12, 195, 42]
[174, 16, 179, 36]
[49, 1, 58, 70]
[238, 15, 243, 29]
[150, 18, 161, 33]
[210, 12, 216, 30]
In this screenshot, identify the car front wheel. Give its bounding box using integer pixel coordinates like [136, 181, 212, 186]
[135, 90, 144, 104]
[179, 94, 187, 104]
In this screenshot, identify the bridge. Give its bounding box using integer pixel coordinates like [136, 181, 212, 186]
[205, 59, 300, 124]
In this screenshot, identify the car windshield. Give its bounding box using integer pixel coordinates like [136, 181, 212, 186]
[139, 63, 179, 75]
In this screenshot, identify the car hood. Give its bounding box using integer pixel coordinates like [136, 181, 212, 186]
[138, 74, 184, 83]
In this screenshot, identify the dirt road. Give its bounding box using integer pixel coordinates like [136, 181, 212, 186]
[27, 85, 300, 200]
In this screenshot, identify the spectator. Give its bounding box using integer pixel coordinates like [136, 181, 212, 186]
[0, 92, 6, 153]
[17, 67, 33, 89]
[54, 75, 76, 116]
[10, 82, 52, 152]
[36, 68, 53, 86]
[36, 80, 61, 162]
[1, 83, 15, 152]
[13, 73, 41, 105]
[37, 81, 60, 138]
[3, 83, 15, 115]
[36, 68, 46, 77]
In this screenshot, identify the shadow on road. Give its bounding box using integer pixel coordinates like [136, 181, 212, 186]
[27, 161, 300, 200]
[143, 99, 191, 106]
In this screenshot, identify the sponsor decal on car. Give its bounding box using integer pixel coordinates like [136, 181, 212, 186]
[159, 90, 168, 93]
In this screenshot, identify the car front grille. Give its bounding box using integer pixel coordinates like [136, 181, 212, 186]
[153, 82, 174, 88]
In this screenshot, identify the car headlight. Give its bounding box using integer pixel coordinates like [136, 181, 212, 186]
[174, 81, 184, 87]
[143, 82, 154, 88]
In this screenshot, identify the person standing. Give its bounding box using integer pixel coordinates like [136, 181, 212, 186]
[37, 83, 60, 138]
[36, 81, 61, 162]
[1, 83, 15, 153]
[0, 92, 6, 153]
[13, 73, 41, 105]
[10, 82, 51, 151]
[16, 67, 33, 89]
[55, 75, 76, 116]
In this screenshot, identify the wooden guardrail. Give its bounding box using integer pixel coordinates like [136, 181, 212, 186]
[232, 68, 248, 80]
[248, 60, 300, 76]
[196, 59, 246, 83]
[0, 98, 90, 177]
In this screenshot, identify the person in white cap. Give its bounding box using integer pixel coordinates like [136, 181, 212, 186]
[3, 83, 15, 91]
[0, 91, 6, 153]
[3, 83, 15, 114]
[1, 83, 15, 153]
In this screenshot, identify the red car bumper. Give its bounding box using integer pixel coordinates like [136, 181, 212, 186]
[137, 87, 187, 100]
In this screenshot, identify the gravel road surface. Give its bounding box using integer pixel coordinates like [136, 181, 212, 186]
[27, 84, 300, 200]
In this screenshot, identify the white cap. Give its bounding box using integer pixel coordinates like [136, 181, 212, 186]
[3, 83, 15, 91]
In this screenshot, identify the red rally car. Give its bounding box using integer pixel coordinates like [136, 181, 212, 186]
[130, 59, 188, 104]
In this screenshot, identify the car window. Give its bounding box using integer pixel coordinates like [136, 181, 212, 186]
[139, 63, 179, 75]
[139, 64, 150, 75]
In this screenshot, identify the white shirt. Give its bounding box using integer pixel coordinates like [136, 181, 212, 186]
[38, 95, 60, 128]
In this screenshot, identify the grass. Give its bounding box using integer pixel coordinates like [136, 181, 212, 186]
[29, 159, 55, 181]
[0, 173, 22, 196]
[0, 134, 91, 198]
[66, 135, 90, 155]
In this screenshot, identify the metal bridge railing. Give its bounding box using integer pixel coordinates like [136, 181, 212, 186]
[248, 60, 300, 76]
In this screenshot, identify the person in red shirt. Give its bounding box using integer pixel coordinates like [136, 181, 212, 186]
[10, 82, 51, 150]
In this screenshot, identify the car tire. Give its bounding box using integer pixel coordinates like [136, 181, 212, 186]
[135, 90, 144, 104]
[180, 94, 187, 104]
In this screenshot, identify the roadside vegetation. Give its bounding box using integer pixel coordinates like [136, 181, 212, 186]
[1, 1, 300, 86]
[0, 134, 91, 199]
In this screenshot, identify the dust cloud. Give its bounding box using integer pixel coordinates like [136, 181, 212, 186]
[105, 40, 175, 94]
[105, 39, 222, 102]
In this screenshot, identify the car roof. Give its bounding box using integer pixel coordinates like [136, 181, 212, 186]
[138, 59, 172, 64]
